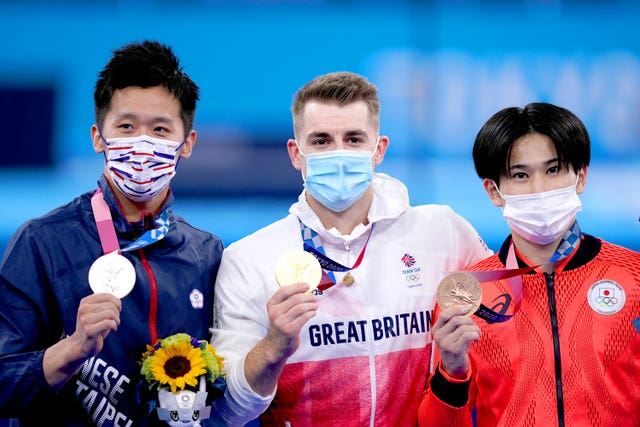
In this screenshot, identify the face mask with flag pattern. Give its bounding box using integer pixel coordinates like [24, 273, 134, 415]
[102, 134, 183, 202]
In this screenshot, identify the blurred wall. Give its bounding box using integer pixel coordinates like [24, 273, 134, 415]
[0, 0, 638, 257]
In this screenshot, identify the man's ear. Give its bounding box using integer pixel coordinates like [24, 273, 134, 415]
[91, 125, 106, 153]
[483, 178, 504, 208]
[576, 165, 588, 195]
[178, 130, 197, 159]
[287, 139, 303, 171]
[373, 136, 389, 167]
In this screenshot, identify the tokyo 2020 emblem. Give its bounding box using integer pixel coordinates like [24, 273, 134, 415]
[587, 279, 625, 315]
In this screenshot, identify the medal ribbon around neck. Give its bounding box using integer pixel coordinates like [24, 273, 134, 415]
[88, 189, 171, 298]
[299, 219, 374, 291]
[450, 221, 582, 324]
[91, 189, 170, 254]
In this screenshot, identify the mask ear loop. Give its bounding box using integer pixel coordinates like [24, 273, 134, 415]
[294, 140, 309, 183]
[173, 135, 188, 172]
[98, 129, 111, 163]
[294, 139, 306, 157]
[491, 180, 508, 201]
[370, 137, 380, 159]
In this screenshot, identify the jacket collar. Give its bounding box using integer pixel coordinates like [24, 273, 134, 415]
[289, 173, 409, 243]
[498, 233, 601, 272]
[97, 175, 179, 247]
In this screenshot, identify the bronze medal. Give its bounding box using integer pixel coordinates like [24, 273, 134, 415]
[436, 272, 482, 315]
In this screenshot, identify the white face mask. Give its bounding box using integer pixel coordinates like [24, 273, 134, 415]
[495, 177, 582, 245]
[102, 134, 183, 202]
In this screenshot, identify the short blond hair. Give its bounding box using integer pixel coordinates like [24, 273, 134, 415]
[291, 72, 380, 134]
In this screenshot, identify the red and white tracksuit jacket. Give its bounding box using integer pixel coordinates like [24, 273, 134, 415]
[212, 173, 492, 426]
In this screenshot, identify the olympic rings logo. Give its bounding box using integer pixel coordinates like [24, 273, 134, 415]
[595, 296, 618, 307]
[406, 274, 421, 283]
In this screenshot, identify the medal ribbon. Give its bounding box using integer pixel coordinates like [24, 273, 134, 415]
[299, 219, 374, 291]
[456, 221, 582, 324]
[91, 189, 170, 254]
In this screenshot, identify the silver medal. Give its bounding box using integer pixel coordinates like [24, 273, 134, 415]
[88, 251, 136, 298]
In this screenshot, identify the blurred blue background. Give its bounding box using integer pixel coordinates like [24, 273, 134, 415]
[1, 1, 639, 257]
[0, 0, 639, 425]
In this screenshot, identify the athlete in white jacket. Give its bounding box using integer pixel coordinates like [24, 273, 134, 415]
[211, 72, 491, 426]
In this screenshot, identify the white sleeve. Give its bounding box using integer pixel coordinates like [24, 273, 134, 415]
[210, 245, 276, 425]
[212, 354, 274, 426]
[447, 205, 493, 268]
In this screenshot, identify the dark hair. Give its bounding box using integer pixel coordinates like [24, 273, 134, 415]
[94, 40, 199, 136]
[473, 102, 591, 184]
[291, 72, 380, 133]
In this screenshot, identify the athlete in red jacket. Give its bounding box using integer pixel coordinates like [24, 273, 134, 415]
[419, 103, 640, 427]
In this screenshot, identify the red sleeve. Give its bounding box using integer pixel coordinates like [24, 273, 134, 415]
[418, 365, 474, 427]
[419, 304, 475, 426]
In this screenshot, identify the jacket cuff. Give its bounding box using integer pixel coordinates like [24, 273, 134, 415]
[429, 365, 470, 408]
[214, 354, 274, 426]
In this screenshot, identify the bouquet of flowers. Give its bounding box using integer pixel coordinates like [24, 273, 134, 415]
[140, 333, 225, 426]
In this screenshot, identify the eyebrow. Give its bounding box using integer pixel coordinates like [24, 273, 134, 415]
[305, 129, 368, 139]
[508, 157, 559, 172]
[344, 130, 368, 137]
[306, 131, 331, 140]
[112, 112, 175, 125]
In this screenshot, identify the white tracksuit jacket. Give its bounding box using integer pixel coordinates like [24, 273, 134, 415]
[212, 173, 491, 426]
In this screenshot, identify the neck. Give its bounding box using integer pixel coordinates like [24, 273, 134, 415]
[308, 188, 373, 235]
[105, 178, 167, 222]
[510, 233, 562, 274]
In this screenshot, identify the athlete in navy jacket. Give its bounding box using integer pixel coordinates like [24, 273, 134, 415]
[0, 41, 224, 426]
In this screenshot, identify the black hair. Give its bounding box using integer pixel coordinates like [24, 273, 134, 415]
[473, 102, 591, 184]
[94, 40, 199, 136]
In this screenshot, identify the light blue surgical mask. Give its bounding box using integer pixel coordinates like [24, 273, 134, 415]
[299, 141, 377, 212]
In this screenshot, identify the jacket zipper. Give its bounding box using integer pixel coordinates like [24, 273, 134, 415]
[545, 272, 565, 427]
[139, 248, 158, 344]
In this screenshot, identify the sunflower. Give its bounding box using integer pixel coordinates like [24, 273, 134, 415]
[140, 332, 225, 393]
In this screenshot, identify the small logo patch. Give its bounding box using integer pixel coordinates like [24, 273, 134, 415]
[401, 253, 422, 288]
[401, 253, 416, 268]
[189, 289, 204, 309]
[587, 279, 625, 315]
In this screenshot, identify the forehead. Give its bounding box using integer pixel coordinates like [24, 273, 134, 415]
[106, 86, 182, 124]
[509, 133, 557, 165]
[296, 100, 375, 137]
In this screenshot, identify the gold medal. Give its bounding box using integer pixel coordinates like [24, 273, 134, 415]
[436, 272, 482, 315]
[275, 250, 322, 292]
[343, 272, 354, 286]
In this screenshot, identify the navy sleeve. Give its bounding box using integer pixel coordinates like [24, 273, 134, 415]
[0, 223, 62, 416]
